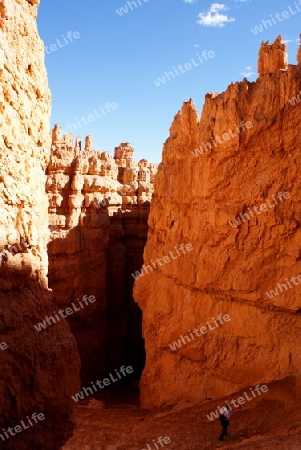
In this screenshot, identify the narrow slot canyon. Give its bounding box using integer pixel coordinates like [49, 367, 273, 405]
[47, 127, 154, 388]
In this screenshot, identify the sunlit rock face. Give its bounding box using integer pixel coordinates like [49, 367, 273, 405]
[134, 37, 301, 408]
[0, 1, 80, 448]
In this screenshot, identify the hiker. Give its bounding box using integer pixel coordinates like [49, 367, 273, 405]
[219, 406, 231, 441]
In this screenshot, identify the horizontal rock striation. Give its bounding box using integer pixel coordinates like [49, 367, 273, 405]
[47, 126, 157, 383]
[0, 0, 80, 448]
[134, 36, 301, 408]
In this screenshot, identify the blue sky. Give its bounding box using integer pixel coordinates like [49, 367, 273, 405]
[37, 0, 301, 162]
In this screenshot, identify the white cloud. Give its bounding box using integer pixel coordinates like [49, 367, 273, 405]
[234, 0, 251, 7]
[280, 36, 297, 45]
[240, 66, 256, 78]
[240, 71, 255, 77]
[197, 3, 235, 27]
[183, 0, 197, 3]
[193, 44, 200, 47]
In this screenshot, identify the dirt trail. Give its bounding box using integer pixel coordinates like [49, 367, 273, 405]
[62, 377, 301, 450]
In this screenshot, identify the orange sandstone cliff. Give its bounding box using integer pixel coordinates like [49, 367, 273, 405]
[134, 36, 301, 408]
[0, 1, 80, 448]
[46, 126, 157, 384]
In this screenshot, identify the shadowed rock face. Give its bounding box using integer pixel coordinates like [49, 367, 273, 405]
[134, 37, 301, 408]
[0, 1, 80, 448]
[46, 127, 157, 384]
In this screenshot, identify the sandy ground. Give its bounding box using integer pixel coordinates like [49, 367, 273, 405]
[62, 376, 301, 450]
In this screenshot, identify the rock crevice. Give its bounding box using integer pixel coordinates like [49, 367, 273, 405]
[47, 126, 157, 383]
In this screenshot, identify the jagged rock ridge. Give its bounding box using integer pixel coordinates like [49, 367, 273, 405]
[134, 36, 301, 408]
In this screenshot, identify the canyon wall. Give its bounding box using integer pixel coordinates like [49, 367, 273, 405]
[134, 36, 301, 408]
[47, 127, 157, 384]
[0, 1, 80, 448]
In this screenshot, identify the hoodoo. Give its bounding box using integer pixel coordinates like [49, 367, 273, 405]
[46, 126, 157, 385]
